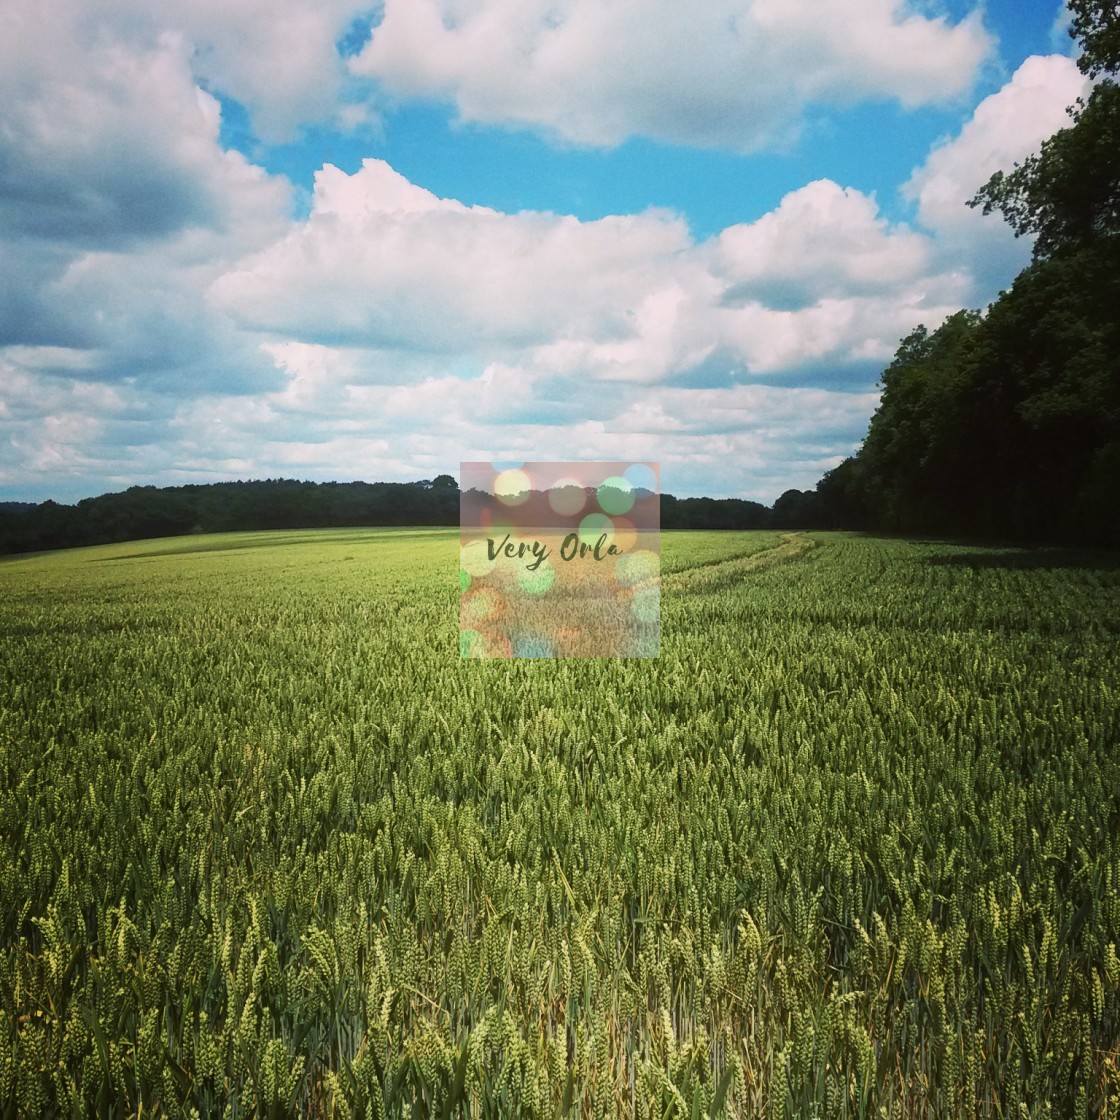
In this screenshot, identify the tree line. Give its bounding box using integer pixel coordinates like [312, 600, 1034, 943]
[0, 478, 828, 556]
[0, 478, 463, 555]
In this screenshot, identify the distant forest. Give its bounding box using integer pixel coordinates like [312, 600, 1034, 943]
[0, 476, 820, 556]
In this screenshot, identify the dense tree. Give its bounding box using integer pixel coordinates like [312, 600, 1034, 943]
[969, 83, 1120, 260]
[827, 236, 1120, 546]
[1068, 0, 1120, 78]
[771, 489, 820, 529]
[813, 458, 871, 530]
[659, 494, 771, 530]
[852, 312, 984, 532]
[0, 479, 472, 554]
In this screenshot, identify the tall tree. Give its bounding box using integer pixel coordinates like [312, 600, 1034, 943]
[969, 0, 1120, 259]
[1068, 0, 1120, 77]
[855, 311, 984, 532]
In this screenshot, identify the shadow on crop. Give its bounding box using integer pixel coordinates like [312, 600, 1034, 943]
[925, 547, 1120, 572]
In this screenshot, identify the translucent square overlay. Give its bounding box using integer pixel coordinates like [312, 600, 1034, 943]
[460, 462, 660, 658]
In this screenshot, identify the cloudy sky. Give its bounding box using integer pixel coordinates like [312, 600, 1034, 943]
[0, 0, 1091, 504]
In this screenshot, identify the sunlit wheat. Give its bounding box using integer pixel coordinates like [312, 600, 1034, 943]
[1, 528, 1118, 1116]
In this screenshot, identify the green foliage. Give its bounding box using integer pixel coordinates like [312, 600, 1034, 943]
[825, 0, 1120, 544]
[660, 497, 771, 531]
[839, 0, 1120, 545]
[843, 238, 1120, 546]
[2, 528, 1120, 1116]
[969, 81, 1120, 261]
[856, 312, 984, 533]
[1068, 0, 1120, 78]
[970, 0, 1120, 261]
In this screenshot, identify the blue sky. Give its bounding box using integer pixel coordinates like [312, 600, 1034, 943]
[0, 0, 1091, 503]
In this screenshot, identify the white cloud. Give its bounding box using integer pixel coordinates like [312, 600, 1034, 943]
[904, 53, 1091, 294]
[212, 160, 970, 390]
[0, 0, 374, 147]
[714, 180, 933, 306]
[0, 2, 291, 392]
[0, 16, 287, 252]
[0, 361, 172, 490]
[148, 371, 875, 504]
[190, 159, 983, 502]
[166, 0, 367, 143]
[352, 0, 993, 150]
[2, 0, 990, 153]
[0, 4, 1080, 507]
[211, 158, 702, 358]
[1048, 1, 1077, 57]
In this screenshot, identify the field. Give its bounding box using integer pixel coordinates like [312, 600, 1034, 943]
[1, 527, 1119, 1117]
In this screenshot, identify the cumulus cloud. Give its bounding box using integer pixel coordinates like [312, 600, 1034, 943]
[0, 360, 178, 493]
[0, 2, 290, 389]
[6, 140, 932, 502]
[904, 54, 1091, 293]
[714, 180, 934, 308]
[0, 0, 374, 148]
[351, 0, 993, 150]
[0, 11, 287, 251]
[213, 161, 968, 396]
[0, 1, 1080, 506]
[142, 371, 876, 505]
[1, 0, 994, 157]
[164, 0, 371, 143]
[211, 159, 703, 359]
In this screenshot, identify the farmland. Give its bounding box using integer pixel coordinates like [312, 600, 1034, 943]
[1, 528, 1119, 1117]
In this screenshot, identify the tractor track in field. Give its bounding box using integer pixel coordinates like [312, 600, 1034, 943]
[666, 532, 816, 589]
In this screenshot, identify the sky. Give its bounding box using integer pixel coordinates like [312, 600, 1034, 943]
[0, 0, 1093, 505]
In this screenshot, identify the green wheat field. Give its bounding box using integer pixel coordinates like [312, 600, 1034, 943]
[2, 528, 1119, 1118]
